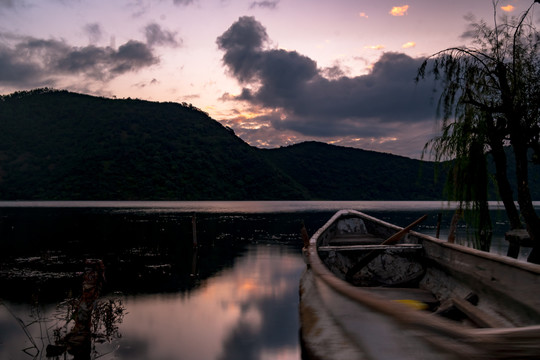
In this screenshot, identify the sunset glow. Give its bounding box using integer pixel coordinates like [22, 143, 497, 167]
[0, 0, 535, 159]
[501, 4, 515, 12]
[402, 41, 417, 49]
[364, 45, 386, 50]
[389, 5, 410, 16]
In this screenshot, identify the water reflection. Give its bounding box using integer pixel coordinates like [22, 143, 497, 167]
[0, 202, 533, 359]
[119, 245, 304, 360]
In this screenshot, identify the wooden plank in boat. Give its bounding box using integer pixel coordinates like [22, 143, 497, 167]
[319, 244, 423, 252]
[328, 233, 384, 245]
[451, 297, 506, 328]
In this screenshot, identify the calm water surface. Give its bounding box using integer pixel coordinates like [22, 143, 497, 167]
[0, 201, 533, 359]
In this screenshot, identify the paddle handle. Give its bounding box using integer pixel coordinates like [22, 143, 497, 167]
[382, 214, 428, 245]
[345, 214, 429, 281]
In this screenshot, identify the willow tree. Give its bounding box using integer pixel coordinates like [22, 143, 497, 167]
[417, 1, 540, 262]
[425, 106, 494, 251]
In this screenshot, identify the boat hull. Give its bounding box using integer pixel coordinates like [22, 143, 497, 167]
[299, 210, 540, 359]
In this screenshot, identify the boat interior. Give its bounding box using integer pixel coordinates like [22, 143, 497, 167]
[314, 212, 540, 329]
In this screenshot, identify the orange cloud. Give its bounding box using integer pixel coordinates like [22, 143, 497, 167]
[501, 4, 515, 12]
[359, 12, 368, 18]
[402, 41, 416, 49]
[389, 5, 409, 16]
[364, 45, 385, 50]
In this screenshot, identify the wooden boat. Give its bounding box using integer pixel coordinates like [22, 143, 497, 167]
[299, 210, 540, 360]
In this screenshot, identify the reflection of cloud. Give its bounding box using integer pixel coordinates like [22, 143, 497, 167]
[389, 5, 409, 16]
[217, 246, 303, 360]
[120, 245, 305, 360]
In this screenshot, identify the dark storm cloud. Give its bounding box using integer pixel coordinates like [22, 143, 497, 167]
[217, 17, 437, 139]
[0, 44, 43, 85]
[111, 40, 157, 73]
[216, 16, 269, 83]
[0, 33, 158, 86]
[144, 23, 181, 48]
[249, 0, 279, 10]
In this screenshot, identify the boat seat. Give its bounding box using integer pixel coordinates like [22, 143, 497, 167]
[328, 233, 384, 245]
[319, 244, 423, 252]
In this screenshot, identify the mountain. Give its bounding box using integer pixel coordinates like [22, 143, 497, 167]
[0, 88, 446, 200]
[0, 89, 308, 200]
[261, 142, 445, 200]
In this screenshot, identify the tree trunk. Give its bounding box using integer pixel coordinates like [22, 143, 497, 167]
[513, 142, 540, 263]
[490, 143, 522, 229]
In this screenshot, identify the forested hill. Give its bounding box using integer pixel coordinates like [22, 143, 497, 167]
[261, 142, 444, 200]
[1, 89, 445, 200]
[0, 89, 308, 200]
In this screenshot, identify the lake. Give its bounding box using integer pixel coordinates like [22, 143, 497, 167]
[0, 201, 532, 360]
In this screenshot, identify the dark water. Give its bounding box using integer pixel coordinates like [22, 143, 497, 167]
[0, 201, 532, 359]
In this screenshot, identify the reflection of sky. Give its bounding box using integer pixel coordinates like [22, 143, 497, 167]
[0, 244, 305, 360]
[119, 244, 305, 360]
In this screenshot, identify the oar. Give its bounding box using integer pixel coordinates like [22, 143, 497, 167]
[345, 214, 428, 281]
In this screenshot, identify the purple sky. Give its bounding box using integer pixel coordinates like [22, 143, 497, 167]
[0, 0, 535, 158]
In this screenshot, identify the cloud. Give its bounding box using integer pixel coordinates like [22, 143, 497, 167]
[144, 23, 182, 48]
[173, 0, 196, 5]
[321, 64, 347, 80]
[0, 44, 44, 86]
[389, 5, 409, 16]
[0, 32, 158, 87]
[501, 4, 515, 12]
[358, 12, 368, 19]
[84, 23, 103, 44]
[217, 17, 437, 156]
[364, 44, 385, 50]
[0, 0, 15, 8]
[402, 41, 416, 49]
[249, 0, 279, 9]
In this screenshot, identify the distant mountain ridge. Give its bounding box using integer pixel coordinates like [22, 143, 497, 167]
[0, 88, 530, 201]
[0, 89, 307, 200]
[261, 142, 444, 200]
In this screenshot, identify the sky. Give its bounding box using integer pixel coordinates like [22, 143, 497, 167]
[0, 0, 537, 159]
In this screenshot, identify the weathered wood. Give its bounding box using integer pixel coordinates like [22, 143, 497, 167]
[329, 233, 383, 245]
[301, 222, 310, 248]
[448, 209, 462, 243]
[302, 209, 540, 360]
[435, 293, 478, 322]
[505, 229, 533, 258]
[345, 215, 427, 281]
[319, 244, 423, 252]
[382, 214, 428, 245]
[451, 297, 506, 328]
[436, 212, 442, 238]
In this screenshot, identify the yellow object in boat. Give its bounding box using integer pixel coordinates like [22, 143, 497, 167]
[393, 299, 428, 310]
